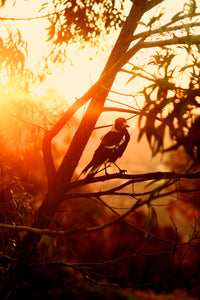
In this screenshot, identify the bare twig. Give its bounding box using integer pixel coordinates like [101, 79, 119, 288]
[10, 114, 47, 132]
[0, 9, 65, 21]
[95, 196, 178, 246]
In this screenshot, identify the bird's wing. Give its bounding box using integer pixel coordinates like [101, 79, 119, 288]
[109, 129, 130, 162]
[100, 131, 124, 148]
[81, 132, 114, 175]
[101, 130, 129, 150]
[81, 129, 130, 177]
[116, 129, 130, 157]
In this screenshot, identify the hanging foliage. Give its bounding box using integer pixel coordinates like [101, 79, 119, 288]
[44, 0, 127, 46]
[137, 46, 200, 161]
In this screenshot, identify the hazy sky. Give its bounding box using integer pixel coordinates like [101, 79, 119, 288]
[0, 0, 189, 101]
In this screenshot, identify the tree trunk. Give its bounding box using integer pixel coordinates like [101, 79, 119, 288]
[22, 0, 149, 256]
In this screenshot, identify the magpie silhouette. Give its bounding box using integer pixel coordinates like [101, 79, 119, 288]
[81, 117, 130, 179]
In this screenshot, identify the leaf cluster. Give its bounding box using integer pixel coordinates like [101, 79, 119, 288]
[45, 0, 126, 46]
[138, 46, 200, 161]
[0, 25, 27, 80]
[0, 167, 34, 264]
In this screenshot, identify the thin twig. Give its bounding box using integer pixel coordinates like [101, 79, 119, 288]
[0, 9, 65, 21]
[10, 114, 47, 132]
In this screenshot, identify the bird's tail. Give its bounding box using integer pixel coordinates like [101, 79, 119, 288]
[85, 166, 100, 179]
[75, 163, 91, 181]
[80, 163, 99, 180]
[81, 162, 92, 175]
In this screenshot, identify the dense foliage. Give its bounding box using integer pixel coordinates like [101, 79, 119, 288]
[137, 46, 200, 162]
[45, 0, 127, 46]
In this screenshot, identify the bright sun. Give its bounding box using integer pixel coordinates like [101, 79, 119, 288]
[0, 0, 188, 104]
[0, 0, 106, 103]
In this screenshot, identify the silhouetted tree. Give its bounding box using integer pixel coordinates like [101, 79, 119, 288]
[1, 0, 200, 298]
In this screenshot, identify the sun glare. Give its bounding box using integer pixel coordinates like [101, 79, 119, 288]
[0, 0, 195, 125]
[0, 0, 189, 101]
[0, 0, 131, 104]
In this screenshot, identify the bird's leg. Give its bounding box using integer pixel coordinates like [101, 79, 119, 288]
[95, 164, 110, 176]
[113, 162, 127, 174]
[104, 164, 111, 176]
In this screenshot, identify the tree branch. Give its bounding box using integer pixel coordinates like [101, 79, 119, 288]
[120, 68, 155, 82]
[0, 222, 66, 236]
[94, 196, 178, 245]
[42, 97, 91, 188]
[145, 0, 164, 12]
[130, 13, 200, 44]
[68, 171, 200, 191]
[141, 34, 200, 48]
[0, 8, 66, 21]
[103, 106, 144, 115]
[65, 187, 200, 203]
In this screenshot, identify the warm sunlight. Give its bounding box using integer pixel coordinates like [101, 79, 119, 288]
[1, 1, 200, 299]
[0, 0, 107, 102]
[0, 0, 187, 102]
[0, 0, 197, 240]
[0, 0, 192, 167]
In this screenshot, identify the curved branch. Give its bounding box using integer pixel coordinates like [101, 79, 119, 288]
[84, 199, 143, 233]
[93, 197, 178, 245]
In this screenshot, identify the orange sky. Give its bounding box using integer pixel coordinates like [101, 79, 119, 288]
[0, 0, 197, 241]
[0, 0, 187, 102]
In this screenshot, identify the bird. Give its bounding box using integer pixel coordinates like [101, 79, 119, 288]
[81, 117, 130, 179]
